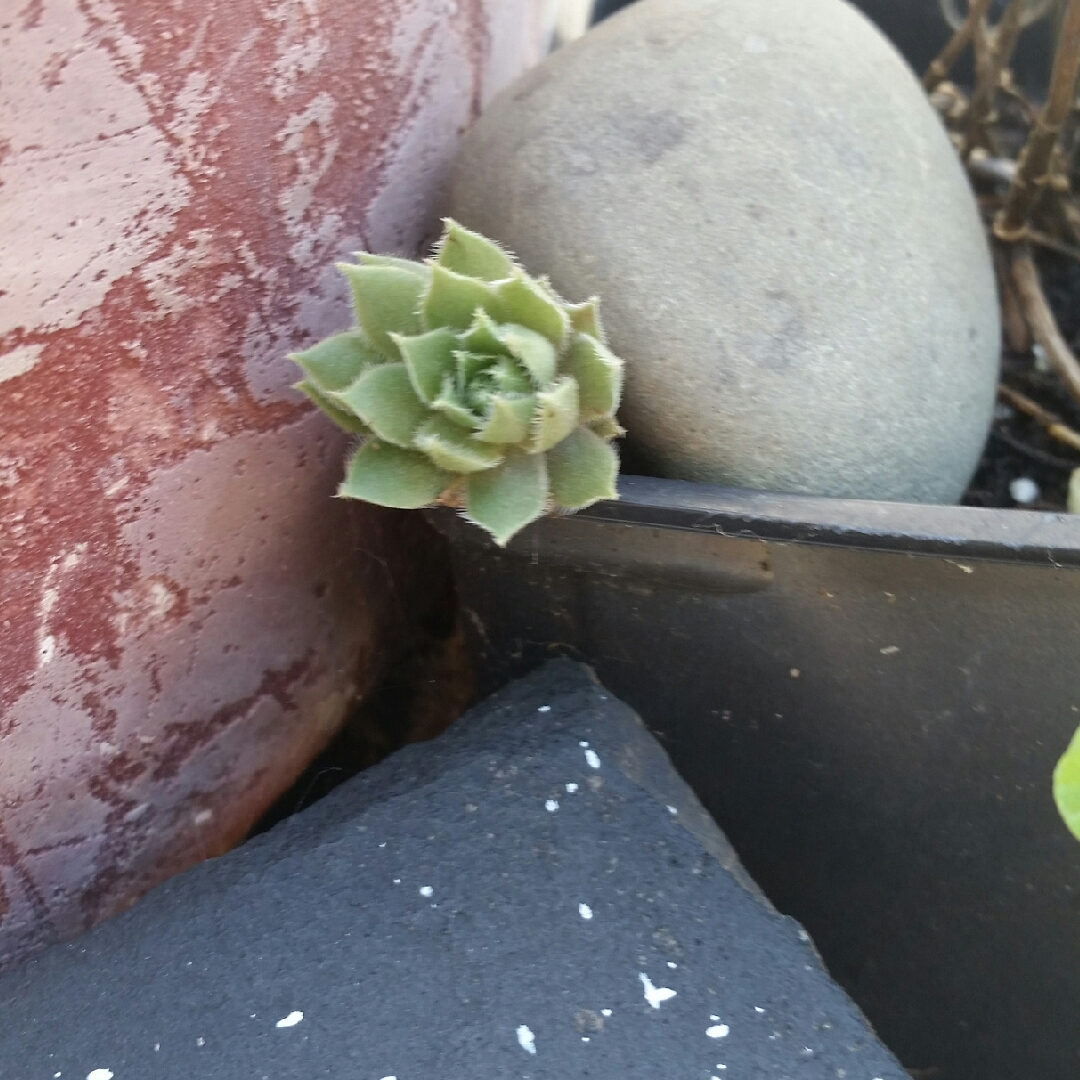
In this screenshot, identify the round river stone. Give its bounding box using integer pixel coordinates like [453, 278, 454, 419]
[447, 0, 1001, 502]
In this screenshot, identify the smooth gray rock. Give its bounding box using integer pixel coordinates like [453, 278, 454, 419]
[447, 0, 1000, 503]
[0, 662, 907, 1079]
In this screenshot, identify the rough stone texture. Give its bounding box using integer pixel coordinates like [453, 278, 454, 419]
[448, 0, 1001, 503]
[0, 0, 549, 972]
[0, 662, 907, 1080]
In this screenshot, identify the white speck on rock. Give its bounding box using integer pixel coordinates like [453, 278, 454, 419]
[516, 1024, 537, 1054]
[1010, 477, 1039, 504]
[193, 808, 213, 826]
[710, 1014, 720, 1020]
[196, 1037, 205, 1046]
[379, 842, 386, 848]
[667, 961, 677, 968]
[579, 903, 593, 919]
[582, 1036, 590, 1042]
[546, 799, 559, 812]
[798, 927, 810, 941]
[393, 878, 401, 884]
[707, 1024, 730, 1038]
[579, 740, 589, 748]
[601, 1008, 612, 1017]
[538, 705, 551, 712]
[379, 1076, 398, 1079]
[639, 972, 677, 1008]
[667, 805, 677, 815]
[87, 1072, 113, 1080]
[755, 1007, 765, 1013]
[419, 886, 433, 897]
[276, 1011, 303, 1028]
[565, 782, 579, 793]
[585, 749, 601, 769]
[879, 645, 900, 655]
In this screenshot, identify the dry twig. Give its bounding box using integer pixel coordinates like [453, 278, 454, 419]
[996, 0, 1080, 237]
[923, 0, 994, 93]
[994, 247, 1033, 351]
[964, 0, 1031, 156]
[1010, 243, 1080, 404]
[998, 382, 1080, 451]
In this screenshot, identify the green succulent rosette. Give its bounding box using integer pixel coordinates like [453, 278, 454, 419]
[290, 220, 624, 546]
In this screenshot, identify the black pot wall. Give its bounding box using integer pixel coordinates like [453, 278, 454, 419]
[591, 0, 1056, 92]
[428, 476, 1080, 1080]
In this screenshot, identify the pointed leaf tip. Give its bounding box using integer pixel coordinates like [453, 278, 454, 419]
[290, 330, 382, 393]
[338, 441, 453, 508]
[436, 219, 517, 281]
[463, 451, 548, 546]
[333, 362, 427, 448]
[546, 425, 619, 510]
[338, 263, 424, 357]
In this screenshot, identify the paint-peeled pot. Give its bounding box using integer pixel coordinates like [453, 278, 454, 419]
[0, 0, 550, 972]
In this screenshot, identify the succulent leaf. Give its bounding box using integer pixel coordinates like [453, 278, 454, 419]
[497, 324, 558, 389]
[531, 376, 580, 453]
[354, 251, 431, 279]
[566, 297, 606, 343]
[394, 328, 457, 404]
[432, 373, 481, 429]
[293, 221, 626, 546]
[547, 425, 619, 509]
[413, 414, 504, 474]
[334, 363, 427, 447]
[560, 333, 623, 420]
[339, 263, 425, 357]
[295, 379, 372, 436]
[464, 450, 549, 547]
[290, 330, 382, 393]
[474, 393, 537, 444]
[436, 219, 517, 281]
[339, 441, 453, 508]
[495, 273, 570, 348]
[423, 264, 499, 330]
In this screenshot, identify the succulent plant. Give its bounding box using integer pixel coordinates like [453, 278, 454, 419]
[290, 219, 624, 546]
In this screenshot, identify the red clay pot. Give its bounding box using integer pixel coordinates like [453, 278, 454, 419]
[0, 0, 549, 970]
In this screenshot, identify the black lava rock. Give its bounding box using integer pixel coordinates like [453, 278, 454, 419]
[0, 661, 905, 1080]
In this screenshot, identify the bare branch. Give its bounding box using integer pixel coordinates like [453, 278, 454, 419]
[1010, 243, 1080, 406]
[996, 0, 1080, 238]
[998, 383, 1080, 452]
[924, 0, 994, 93]
[963, 0, 1031, 157]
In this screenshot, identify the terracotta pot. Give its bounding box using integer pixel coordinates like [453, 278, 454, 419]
[0, 0, 549, 970]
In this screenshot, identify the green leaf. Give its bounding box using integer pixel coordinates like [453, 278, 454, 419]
[474, 393, 537, 444]
[498, 324, 557, 389]
[422, 264, 500, 330]
[546, 425, 619, 509]
[460, 309, 505, 355]
[560, 333, 623, 419]
[289, 331, 383, 393]
[1054, 724, 1080, 842]
[435, 219, 516, 281]
[455, 350, 495, 386]
[354, 251, 431, 279]
[393, 328, 458, 404]
[491, 356, 535, 395]
[495, 272, 570, 349]
[338, 263, 424, 357]
[295, 379, 372, 435]
[588, 415, 627, 439]
[464, 450, 548, 546]
[566, 297, 607, 343]
[432, 373, 481, 429]
[333, 363, 428, 448]
[338, 441, 452, 508]
[530, 375, 580, 453]
[413, 414, 504, 473]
